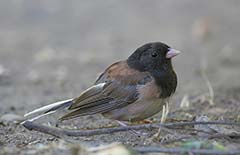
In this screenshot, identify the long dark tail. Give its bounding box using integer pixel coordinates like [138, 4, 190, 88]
[24, 98, 73, 121]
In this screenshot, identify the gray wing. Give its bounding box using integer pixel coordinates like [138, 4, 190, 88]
[60, 81, 139, 120]
[60, 61, 153, 121]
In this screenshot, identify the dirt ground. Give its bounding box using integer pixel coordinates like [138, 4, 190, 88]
[0, 1, 240, 154]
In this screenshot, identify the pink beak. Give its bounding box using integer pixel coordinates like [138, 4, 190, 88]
[166, 48, 181, 59]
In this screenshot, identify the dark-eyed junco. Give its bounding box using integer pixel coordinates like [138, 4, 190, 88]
[25, 42, 180, 123]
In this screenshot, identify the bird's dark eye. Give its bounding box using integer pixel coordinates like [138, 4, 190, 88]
[151, 52, 158, 57]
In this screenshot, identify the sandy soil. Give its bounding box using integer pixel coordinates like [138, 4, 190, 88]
[0, 1, 240, 154]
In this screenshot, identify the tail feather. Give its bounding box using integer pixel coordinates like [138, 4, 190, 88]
[24, 98, 73, 118]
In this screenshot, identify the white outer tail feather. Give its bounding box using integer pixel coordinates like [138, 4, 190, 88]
[23, 83, 107, 122]
[24, 98, 74, 118]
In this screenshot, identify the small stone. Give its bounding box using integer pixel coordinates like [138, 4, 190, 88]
[194, 115, 220, 136]
[0, 113, 24, 123]
[92, 143, 136, 155]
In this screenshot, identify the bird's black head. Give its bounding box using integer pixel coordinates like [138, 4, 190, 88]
[127, 42, 180, 98]
[127, 42, 179, 72]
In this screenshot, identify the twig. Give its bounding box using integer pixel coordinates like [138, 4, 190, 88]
[134, 147, 240, 155]
[161, 133, 240, 145]
[207, 133, 240, 140]
[22, 120, 240, 138]
[166, 126, 214, 134]
[160, 135, 194, 144]
[22, 121, 155, 138]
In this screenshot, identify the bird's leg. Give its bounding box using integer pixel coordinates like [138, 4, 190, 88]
[115, 120, 149, 136]
[153, 102, 170, 139]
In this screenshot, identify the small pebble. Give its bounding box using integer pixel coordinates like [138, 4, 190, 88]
[0, 113, 24, 123]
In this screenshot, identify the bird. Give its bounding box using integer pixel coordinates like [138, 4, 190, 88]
[24, 42, 180, 124]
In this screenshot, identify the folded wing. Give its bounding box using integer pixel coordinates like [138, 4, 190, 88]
[60, 61, 152, 120]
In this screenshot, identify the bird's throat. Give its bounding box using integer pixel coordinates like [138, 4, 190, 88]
[150, 70, 177, 98]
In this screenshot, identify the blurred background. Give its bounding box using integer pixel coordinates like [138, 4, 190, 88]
[1, 0, 240, 113]
[0, 0, 240, 150]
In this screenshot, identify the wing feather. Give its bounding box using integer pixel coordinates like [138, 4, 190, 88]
[60, 61, 152, 120]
